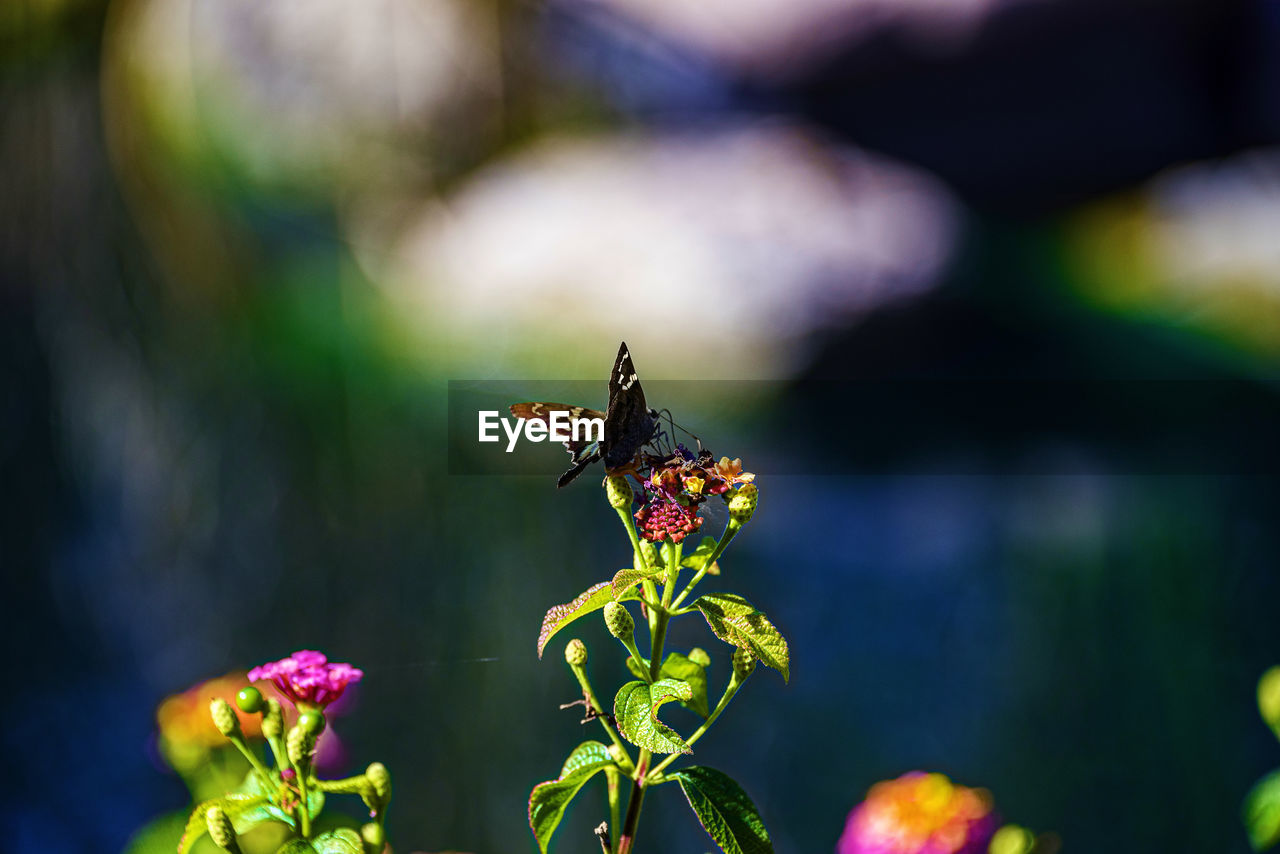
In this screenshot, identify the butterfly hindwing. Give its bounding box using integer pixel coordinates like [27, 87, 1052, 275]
[509, 402, 606, 461]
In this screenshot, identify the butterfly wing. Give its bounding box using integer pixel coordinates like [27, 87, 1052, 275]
[509, 402, 606, 461]
[602, 342, 658, 471]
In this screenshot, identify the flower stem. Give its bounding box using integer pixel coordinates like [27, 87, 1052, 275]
[616, 751, 650, 854]
[570, 659, 629, 756]
[670, 519, 741, 610]
[605, 768, 622, 854]
[226, 734, 275, 793]
[614, 504, 647, 571]
[617, 539, 684, 854]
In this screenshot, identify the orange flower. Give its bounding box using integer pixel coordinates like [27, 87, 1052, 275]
[156, 671, 265, 772]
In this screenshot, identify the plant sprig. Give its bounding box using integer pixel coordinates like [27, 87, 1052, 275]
[530, 461, 783, 854]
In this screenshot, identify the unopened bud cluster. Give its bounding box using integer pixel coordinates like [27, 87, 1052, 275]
[565, 638, 588, 667]
[603, 602, 634, 640]
[728, 483, 758, 524]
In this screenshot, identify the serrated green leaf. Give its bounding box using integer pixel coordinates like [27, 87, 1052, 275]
[681, 537, 721, 575]
[672, 766, 774, 854]
[529, 741, 615, 854]
[312, 828, 363, 854]
[538, 581, 640, 658]
[177, 793, 272, 854]
[694, 593, 790, 682]
[627, 652, 710, 716]
[611, 564, 664, 599]
[614, 678, 693, 755]
[1245, 769, 1280, 850]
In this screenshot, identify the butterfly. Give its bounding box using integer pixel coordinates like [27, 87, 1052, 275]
[510, 342, 660, 488]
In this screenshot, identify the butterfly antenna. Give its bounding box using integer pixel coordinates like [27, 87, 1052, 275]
[656, 408, 704, 453]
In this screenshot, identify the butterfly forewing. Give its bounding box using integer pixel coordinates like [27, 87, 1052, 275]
[602, 342, 658, 471]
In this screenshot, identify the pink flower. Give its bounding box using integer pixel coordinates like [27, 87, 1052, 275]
[248, 650, 364, 708]
[837, 772, 998, 854]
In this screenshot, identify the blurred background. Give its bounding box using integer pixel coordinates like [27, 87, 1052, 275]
[5, 0, 1280, 851]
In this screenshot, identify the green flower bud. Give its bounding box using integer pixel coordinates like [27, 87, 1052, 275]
[360, 822, 385, 852]
[731, 647, 756, 680]
[989, 825, 1035, 854]
[298, 710, 327, 736]
[287, 724, 316, 768]
[606, 475, 633, 510]
[210, 698, 241, 737]
[728, 483, 758, 524]
[1260, 666, 1280, 730]
[206, 805, 237, 850]
[603, 601, 634, 641]
[262, 698, 283, 739]
[565, 638, 588, 667]
[639, 540, 658, 568]
[366, 762, 392, 809]
[688, 647, 711, 668]
[236, 686, 263, 714]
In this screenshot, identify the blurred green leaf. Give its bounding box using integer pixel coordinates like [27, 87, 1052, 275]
[614, 678, 693, 755]
[670, 766, 773, 854]
[1245, 769, 1280, 850]
[312, 828, 363, 854]
[693, 594, 789, 682]
[538, 582, 640, 658]
[529, 741, 614, 854]
[235, 770, 324, 830]
[276, 841, 320, 854]
[178, 793, 271, 854]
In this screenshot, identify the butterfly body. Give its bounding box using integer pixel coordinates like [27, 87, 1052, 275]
[511, 342, 659, 488]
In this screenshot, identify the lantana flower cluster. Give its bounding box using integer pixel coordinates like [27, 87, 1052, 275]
[633, 447, 754, 544]
[837, 771, 998, 854]
[248, 649, 364, 708]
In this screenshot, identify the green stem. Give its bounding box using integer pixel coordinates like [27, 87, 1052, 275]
[226, 735, 275, 793]
[616, 751, 650, 854]
[570, 661, 630, 756]
[605, 767, 621, 854]
[647, 675, 746, 780]
[614, 504, 646, 571]
[670, 520, 741, 610]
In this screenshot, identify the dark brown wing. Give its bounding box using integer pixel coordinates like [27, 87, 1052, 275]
[602, 342, 657, 471]
[509, 401, 605, 462]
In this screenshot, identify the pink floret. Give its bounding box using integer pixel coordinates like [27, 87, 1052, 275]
[248, 650, 364, 708]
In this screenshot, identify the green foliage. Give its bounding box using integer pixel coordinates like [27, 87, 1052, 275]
[538, 581, 640, 658]
[693, 593, 790, 681]
[680, 537, 721, 574]
[1245, 770, 1280, 851]
[528, 741, 615, 853]
[234, 770, 324, 830]
[671, 766, 774, 854]
[611, 564, 664, 598]
[627, 651, 710, 717]
[614, 678, 694, 754]
[179, 794, 270, 854]
[275, 841, 319, 854]
[311, 829, 363, 854]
